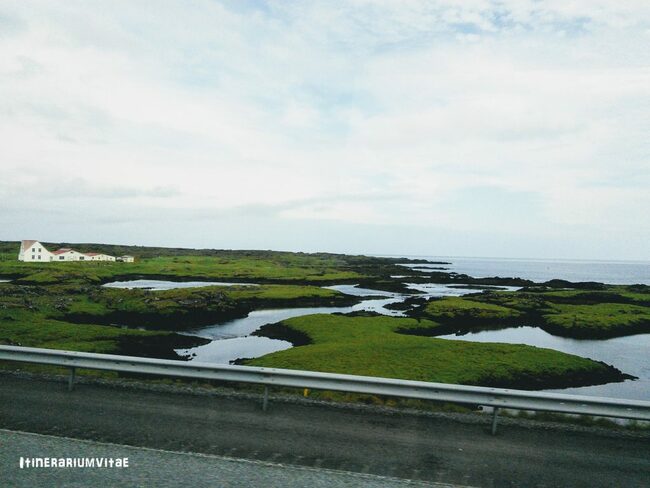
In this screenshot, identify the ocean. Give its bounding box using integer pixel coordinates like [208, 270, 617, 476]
[390, 255, 650, 285]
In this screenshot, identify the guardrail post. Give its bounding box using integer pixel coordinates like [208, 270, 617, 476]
[491, 407, 499, 435]
[262, 386, 269, 412]
[68, 367, 76, 392]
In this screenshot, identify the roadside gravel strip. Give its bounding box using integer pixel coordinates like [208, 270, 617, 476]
[0, 429, 463, 488]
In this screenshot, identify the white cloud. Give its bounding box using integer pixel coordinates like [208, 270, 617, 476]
[0, 1, 648, 258]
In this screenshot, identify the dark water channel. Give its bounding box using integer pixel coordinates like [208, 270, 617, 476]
[174, 283, 489, 364]
[104, 279, 648, 400]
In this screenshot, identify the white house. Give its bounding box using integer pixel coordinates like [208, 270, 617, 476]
[18, 240, 53, 262]
[85, 253, 116, 262]
[51, 248, 89, 261]
[18, 240, 127, 263]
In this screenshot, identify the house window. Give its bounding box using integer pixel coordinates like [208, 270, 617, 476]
[59, 256, 64, 260]
[38, 255, 41, 260]
[79, 256, 84, 260]
[38, 248, 41, 253]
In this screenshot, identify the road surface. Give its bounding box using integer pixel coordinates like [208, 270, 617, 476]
[1, 429, 457, 488]
[0, 373, 648, 487]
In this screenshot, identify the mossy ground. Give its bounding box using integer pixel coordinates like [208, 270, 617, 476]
[0, 245, 414, 357]
[542, 303, 650, 338]
[0, 281, 357, 353]
[423, 297, 523, 322]
[246, 314, 627, 389]
[0, 246, 428, 285]
[417, 286, 650, 339]
[0, 243, 645, 393]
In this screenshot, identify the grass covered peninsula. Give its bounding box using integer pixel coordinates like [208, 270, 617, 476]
[0, 282, 358, 357]
[0, 240, 427, 358]
[247, 314, 630, 390]
[412, 286, 650, 339]
[0, 240, 643, 392]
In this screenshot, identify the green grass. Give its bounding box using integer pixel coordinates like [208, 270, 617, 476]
[0, 281, 355, 351]
[524, 288, 650, 306]
[221, 284, 342, 300]
[63, 284, 351, 321]
[543, 303, 650, 338]
[422, 297, 522, 322]
[0, 257, 360, 285]
[245, 314, 619, 389]
[0, 250, 424, 285]
[434, 286, 650, 339]
[0, 311, 163, 354]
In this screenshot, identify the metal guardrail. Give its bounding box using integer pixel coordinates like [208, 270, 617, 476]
[1, 345, 649, 434]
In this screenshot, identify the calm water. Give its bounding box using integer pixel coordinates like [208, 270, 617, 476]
[117, 257, 650, 401]
[397, 256, 650, 285]
[406, 283, 520, 295]
[177, 283, 488, 363]
[103, 279, 258, 290]
[437, 327, 650, 401]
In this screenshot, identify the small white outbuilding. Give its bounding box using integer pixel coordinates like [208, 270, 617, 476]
[85, 253, 117, 262]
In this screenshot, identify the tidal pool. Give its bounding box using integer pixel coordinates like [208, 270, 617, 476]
[437, 326, 650, 401]
[103, 279, 258, 290]
[171, 282, 650, 401]
[177, 283, 492, 364]
[405, 283, 520, 295]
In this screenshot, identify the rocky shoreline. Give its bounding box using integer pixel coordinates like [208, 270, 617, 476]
[61, 294, 361, 331]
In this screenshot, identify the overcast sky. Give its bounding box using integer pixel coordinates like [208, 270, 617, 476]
[1, 1, 648, 260]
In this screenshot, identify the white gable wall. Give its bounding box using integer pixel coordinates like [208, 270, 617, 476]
[18, 241, 53, 262]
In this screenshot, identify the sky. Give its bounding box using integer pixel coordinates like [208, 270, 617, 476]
[0, 1, 649, 260]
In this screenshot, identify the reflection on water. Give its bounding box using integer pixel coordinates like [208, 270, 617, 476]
[323, 284, 399, 297]
[178, 283, 491, 364]
[103, 279, 258, 290]
[178, 336, 292, 364]
[437, 326, 650, 401]
[178, 298, 405, 363]
[406, 283, 520, 295]
[192, 300, 403, 341]
[165, 279, 649, 401]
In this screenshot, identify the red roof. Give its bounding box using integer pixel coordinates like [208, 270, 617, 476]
[51, 249, 74, 255]
[85, 253, 100, 256]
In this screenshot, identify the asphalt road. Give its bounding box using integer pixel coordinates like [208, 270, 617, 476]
[1, 429, 454, 488]
[0, 373, 648, 487]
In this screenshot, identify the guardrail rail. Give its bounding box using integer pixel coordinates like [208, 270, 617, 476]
[1, 345, 649, 434]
